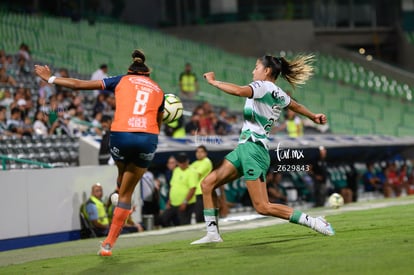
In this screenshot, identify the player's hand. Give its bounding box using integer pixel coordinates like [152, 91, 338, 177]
[34, 65, 52, 81]
[313, 114, 327, 124]
[203, 72, 216, 84]
[179, 203, 187, 212]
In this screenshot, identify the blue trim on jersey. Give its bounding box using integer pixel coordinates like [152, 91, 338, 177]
[102, 75, 125, 91]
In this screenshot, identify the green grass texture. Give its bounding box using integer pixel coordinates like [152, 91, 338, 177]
[1, 197, 413, 275]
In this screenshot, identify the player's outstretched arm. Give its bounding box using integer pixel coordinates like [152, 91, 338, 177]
[288, 98, 327, 125]
[34, 65, 103, 90]
[204, 72, 252, 97]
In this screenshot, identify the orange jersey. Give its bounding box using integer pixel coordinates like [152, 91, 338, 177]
[102, 75, 164, 134]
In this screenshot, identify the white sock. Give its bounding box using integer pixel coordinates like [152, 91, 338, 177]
[205, 215, 219, 234]
[298, 213, 315, 228]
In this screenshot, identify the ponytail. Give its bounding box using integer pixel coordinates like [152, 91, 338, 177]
[128, 49, 151, 75]
[260, 54, 314, 89]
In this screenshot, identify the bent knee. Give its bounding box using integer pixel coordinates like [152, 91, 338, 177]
[200, 179, 215, 193]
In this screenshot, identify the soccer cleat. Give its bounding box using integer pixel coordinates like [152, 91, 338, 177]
[98, 242, 112, 256]
[312, 216, 335, 236]
[190, 233, 223, 245]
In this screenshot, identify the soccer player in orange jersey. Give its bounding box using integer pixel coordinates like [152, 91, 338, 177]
[35, 50, 164, 256]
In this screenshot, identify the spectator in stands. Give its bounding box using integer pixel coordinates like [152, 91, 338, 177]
[399, 163, 409, 195]
[105, 93, 116, 116]
[0, 64, 17, 86]
[22, 115, 34, 137]
[159, 152, 197, 227]
[0, 105, 12, 136]
[385, 162, 403, 197]
[309, 146, 329, 207]
[17, 43, 31, 61]
[81, 183, 110, 237]
[15, 56, 31, 77]
[98, 115, 112, 165]
[140, 170, 161, 229]
[211, 113, 229, 135]
[38, 78, 55, 100]
[91, 64, 109, 97]
[0, 88, 13, 107]
[185, 112, 200, 136]
[91, 111, 103, 135]
[214, 108, 231, 135]
[406, 165, 414, 195]
[54, 68, 72, 96]
[16, 98, 29, 120]
[362, 162, 387, 196]
[163, 116, 186, 138]
[158, 156, 177, 213]
[49, 112, 72, 136]
[190, 145, 213, 223]
[192, 54, 333, 245]
[179, 62, 199, 99]
[266, 171, 287, 204]
[68, 106, 89, 136]
[35, 49, 164, 257]
[7, 107, 24, 137]
[200, 102, 216, 135]
[283, 108, 304, 137]
[33, 110, 50, 137]
[0, 49, 8, 67]
[193, 105, 213, 135]
[345, 163, 359, 202]
[93, 93, 108, 117]
[225, 114, 241, 135]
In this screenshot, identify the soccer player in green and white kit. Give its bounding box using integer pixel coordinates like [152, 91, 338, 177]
[191, 54, 335, 244]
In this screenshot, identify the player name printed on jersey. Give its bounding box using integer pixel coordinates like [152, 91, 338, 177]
[128, 117, 148, 129]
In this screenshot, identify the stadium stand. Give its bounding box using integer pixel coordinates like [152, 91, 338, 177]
[0, 12, 413, 174]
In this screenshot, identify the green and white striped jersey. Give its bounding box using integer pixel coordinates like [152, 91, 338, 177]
[239, 80, 291, 149]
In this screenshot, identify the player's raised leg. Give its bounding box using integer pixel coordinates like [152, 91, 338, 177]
[245, 179, 335, 236]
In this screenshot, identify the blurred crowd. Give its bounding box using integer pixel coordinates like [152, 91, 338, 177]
[164, 101, 243, 138]
[0, 45, 116, 139]
[0, 44, 328, 141]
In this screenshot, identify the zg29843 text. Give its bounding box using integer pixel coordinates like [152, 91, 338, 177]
[274, 164, 310, 172]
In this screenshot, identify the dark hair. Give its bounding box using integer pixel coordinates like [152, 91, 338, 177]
[197, 145, 208, 153]
[128, 49, 151, 75]
[259, 54, 314, 89]
[101, 115, 112, 123]
[11, 107, 21, 115]
[176, 152, 189, 163]
[100, 64, 108, 69]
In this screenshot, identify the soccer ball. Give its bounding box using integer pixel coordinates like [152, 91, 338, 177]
[328, 193, 344, 209]
[163, 93, 183, 124]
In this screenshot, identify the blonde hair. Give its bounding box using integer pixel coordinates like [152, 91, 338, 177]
[260, 54, 315, 89]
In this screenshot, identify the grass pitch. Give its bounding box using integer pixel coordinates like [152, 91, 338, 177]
[1, 197, 413, 275]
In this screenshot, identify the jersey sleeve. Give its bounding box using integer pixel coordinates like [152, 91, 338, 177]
[249, 81, 267, 99]
[102, 75, 124, 92]
[270, 86, 291, 108]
